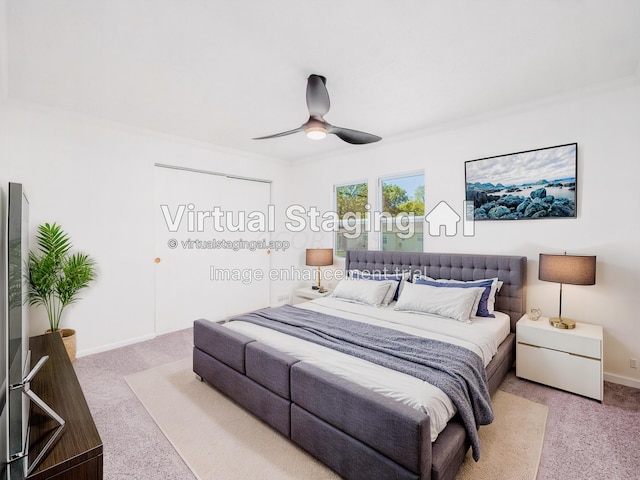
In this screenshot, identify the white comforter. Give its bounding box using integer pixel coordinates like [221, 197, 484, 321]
[224, 297, 510, 441]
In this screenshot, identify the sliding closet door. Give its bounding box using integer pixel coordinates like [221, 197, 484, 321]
[154, 166, 271, 335]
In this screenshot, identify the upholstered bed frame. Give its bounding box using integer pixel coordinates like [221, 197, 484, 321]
[193, 251, 526, 480]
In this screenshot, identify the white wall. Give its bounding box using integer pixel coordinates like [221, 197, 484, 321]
[0, 0, 7, 102]
[1, 81, 638, 387]
[289, 82, 640, 387]
[0, 104, 299, 355]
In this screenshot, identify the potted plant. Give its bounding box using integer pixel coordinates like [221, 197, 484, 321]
[26, 222, 97, 362]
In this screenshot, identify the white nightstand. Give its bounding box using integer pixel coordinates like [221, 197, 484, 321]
[294, 287, 332, 303]
[516, 315, 603, 401]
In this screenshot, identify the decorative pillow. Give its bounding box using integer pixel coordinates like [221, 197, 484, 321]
[331, 278, 397, 307]
[412, 278, 483, 317]
[394, 282, 484, 323]
[414, 275, 500, 317]
[348, 270, 410, 304]
[448, 277, 502, 314]
[415, 275, 503, 296]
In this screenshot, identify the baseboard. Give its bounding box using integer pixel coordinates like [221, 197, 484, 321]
[604, 372, 640, 389]
[76, 333, 156, 358]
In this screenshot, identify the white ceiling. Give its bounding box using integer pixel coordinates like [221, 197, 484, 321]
[4, 0, 640, 162]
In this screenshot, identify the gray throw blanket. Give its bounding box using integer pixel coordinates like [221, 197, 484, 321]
[229, 304, 493, 461]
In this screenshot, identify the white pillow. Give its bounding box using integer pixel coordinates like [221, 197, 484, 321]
[331, 278, 396, 307]
[348, 270, 410, 305]
[414, 275, 502, 314]
[394, 282, 485, 323]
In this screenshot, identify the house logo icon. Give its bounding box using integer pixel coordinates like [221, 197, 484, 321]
[425, 201, 475, 237]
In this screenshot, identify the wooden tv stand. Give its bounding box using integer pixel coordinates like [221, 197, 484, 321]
[27, 333, 103, 480]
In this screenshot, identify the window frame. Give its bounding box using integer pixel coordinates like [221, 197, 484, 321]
[333, 179, 370, 258]
[377, 171, 425, 252]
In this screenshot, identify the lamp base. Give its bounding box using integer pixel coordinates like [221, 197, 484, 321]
[549, 317, 576, 329]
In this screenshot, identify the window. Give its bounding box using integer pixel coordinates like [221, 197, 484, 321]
[379, 173, 424, 252]
[334, 182, 368, 258]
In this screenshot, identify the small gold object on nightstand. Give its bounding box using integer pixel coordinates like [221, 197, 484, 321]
[528, 308, 542, 321]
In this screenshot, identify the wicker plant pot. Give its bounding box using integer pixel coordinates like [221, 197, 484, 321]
[46, 328, 77, 363]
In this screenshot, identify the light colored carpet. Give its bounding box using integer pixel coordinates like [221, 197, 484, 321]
[125, 358, 547, 480]
[457, 390, 547, 479]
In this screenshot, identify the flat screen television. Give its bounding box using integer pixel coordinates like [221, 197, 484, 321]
[2, 184, 64, 480]
[1, 182, 30, 480]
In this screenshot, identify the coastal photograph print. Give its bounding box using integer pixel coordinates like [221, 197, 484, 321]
[465, 143, 577, 220]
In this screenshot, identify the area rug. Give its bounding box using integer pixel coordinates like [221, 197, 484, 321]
[125, 358, 547, 480]
[457, 389, 547, 479]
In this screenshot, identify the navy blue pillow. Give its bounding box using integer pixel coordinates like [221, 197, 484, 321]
[414, 277, 495, 318]
[350, 271, 404, 301]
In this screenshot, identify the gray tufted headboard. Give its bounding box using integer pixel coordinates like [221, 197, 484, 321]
[345, 250, 527, 332]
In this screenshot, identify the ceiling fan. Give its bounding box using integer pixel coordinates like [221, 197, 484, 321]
[253, 74, 382, 145]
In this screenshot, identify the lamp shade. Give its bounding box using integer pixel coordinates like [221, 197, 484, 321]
[305, 248, 334, 267]
[538, 253, 596, 285]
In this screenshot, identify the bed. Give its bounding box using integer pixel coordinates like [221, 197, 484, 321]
[193, 250, 526, 480]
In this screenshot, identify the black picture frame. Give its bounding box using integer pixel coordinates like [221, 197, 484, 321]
[465, 143, 577, 220]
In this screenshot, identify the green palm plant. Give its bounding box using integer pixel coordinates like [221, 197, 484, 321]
[26, 223, 97, 332]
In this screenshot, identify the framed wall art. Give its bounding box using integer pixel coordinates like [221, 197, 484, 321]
[465, 143, 577, 220]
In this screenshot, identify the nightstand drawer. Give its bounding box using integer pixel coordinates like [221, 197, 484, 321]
[516, 342, 602, 400]
[517, 323, 601, 359]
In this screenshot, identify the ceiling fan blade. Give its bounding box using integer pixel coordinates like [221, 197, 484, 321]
[328, 126, 382, 145]
[306, 74, 330, 117]
[253, 75, 379, 145]
[253, 127, 303, 140]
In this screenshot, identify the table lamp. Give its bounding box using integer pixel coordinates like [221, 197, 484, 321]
[538, 252, 596, 329]
[305, 248, 333, 290]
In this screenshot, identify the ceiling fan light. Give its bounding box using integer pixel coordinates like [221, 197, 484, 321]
[305, 126, 327, 140]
